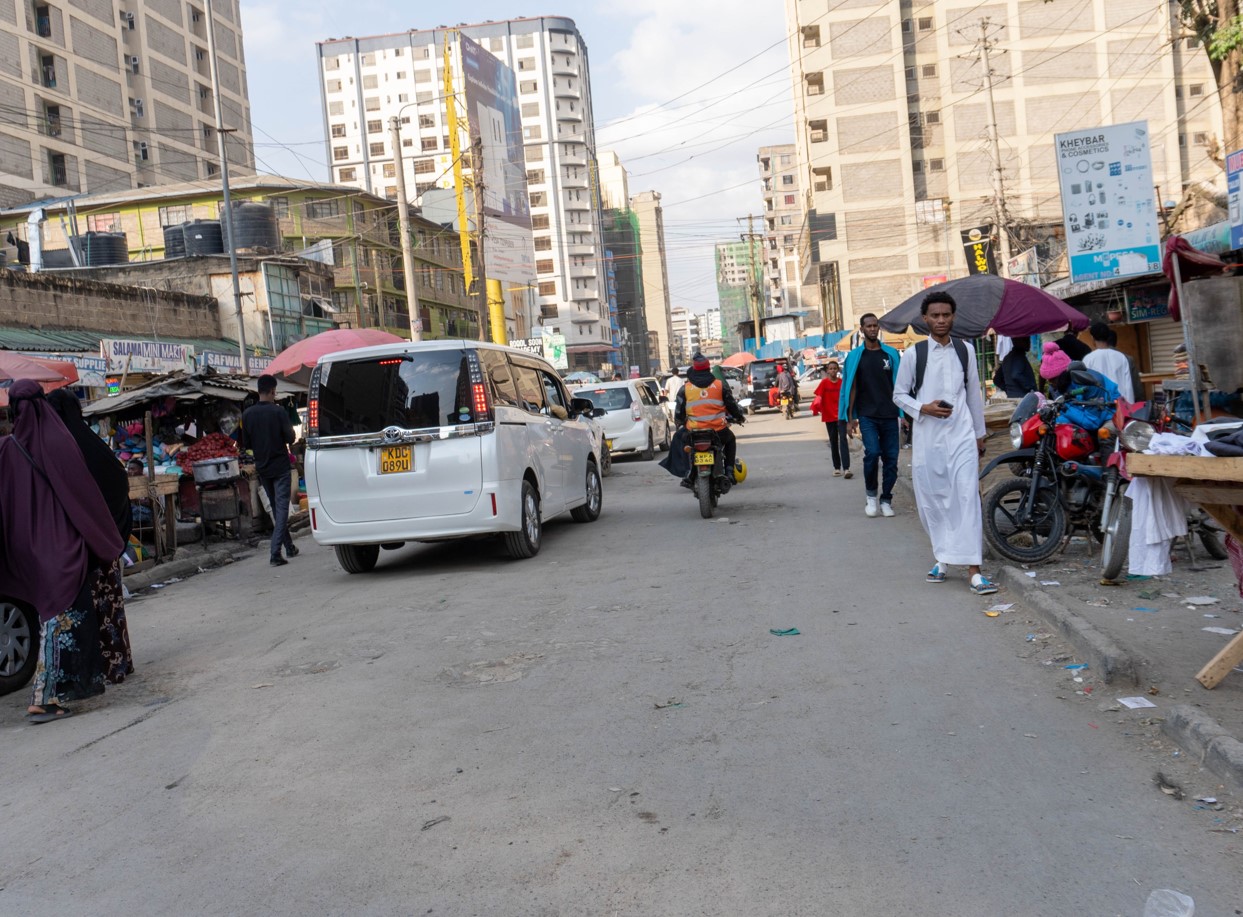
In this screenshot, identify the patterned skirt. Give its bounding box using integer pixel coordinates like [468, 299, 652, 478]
[31, 575, 105, 708]
[92, 557, 134, 684]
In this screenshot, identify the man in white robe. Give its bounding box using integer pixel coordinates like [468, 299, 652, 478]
[893, 291, 998, 595]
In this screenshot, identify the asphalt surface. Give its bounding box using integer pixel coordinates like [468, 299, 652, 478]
[3, 409, 1241, 916]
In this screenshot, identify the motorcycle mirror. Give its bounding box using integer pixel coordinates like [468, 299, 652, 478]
[1069, 368, 1099, 388]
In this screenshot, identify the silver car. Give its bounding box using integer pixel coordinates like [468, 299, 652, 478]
[571, 380, 671, 459]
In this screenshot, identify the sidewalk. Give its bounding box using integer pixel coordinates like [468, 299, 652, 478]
[874, 435, 1243, 794]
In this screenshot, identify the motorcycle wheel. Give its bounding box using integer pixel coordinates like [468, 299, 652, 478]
[696, 474, 715, 519]
[983, 476, 1066, 564]
[1200, 528, 1229, 560]
[1100, 489, 1132, 581]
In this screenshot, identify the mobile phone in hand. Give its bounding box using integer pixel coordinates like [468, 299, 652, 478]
[936, 400, 953, 410]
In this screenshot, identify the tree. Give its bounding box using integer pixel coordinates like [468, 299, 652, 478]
[1178, 0, 1243, 163]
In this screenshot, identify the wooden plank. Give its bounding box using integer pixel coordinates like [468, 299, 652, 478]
[1172, 483, 1243, 506]
[1128, 454, 1243, 481]
[1196, 630, 1243, 689]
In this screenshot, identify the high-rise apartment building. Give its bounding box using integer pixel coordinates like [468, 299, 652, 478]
[785, 0, 1223, 331]
[715, 239, 756, 353]
[597, 149, 629, 211]
[669, 305, 700, 364]
[758, 143, 814, 318]
[0, 0, 253, 208]
[317, 17, 614, 368]
[630, 190, 674, 372]
[703, 306, 722, 344]
[601, 206, 651, 375]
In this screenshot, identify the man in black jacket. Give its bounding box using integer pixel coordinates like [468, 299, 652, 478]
[675, 352, 746, 470]
[240, 375, 298, 567]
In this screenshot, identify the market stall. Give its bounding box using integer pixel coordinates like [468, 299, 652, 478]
[1127, 453, 1243, 690]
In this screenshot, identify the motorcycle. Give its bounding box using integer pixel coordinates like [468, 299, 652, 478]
[1100, 403, 1228, 579]
[686, 426, 736, 519]
[979, 376, 1112, 563]
[780, 392, 795, 420]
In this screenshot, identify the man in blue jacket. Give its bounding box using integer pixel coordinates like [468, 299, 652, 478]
[839, 312, 903, 517]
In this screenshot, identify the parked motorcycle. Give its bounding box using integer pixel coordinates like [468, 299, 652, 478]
[980, 378, 1112, 563]
[686, 426, 738, 519]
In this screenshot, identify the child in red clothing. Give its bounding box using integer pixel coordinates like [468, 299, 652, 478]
[813, 361, 852, 477]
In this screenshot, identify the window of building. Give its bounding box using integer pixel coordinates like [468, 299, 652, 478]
[413, 159, 435, 174]
[523, 125, 542, 141]
[784, 194, 797, 205]
[269, 197, 289, 218]
[130, 97, 144, 118]
[366, 119, 383, 134]
[812, 166, 832, 192]
[415, 46, 429, 59]
[1194, 131, 1210, 145]
[526, 145, 544, 162]
[928, 158, 944, 171]
[489, 37, 504, 52]
[808, 118, 828, 143]
[782, 174, 795, 186]
[520, 80, 538, 94]
[325, 56, 340, 71]
[779, 215, 794, 226]
[205, 162, 219, 177]
[397, 93, 408, 103]
[306, 198, 341, 219]
[384, 186, 396, 199]
[534, 236, 552, 250]
[326, 79, 343, 93]
[133, 140, 148, 162]
[527, 169, 545, 185]
[805, 72, 824, 96]
[328, 101, 344, 116]
[925, 110, 941, 124]
[901, 18, 912, 32]
[362, 74, 378, 89]
[538, 281, 557, 297]
[912, 160, 924, 173]
[86, 212, 121, 232]
[364, 96, 380, 111]
[918, 16, 934, 30]
[535, 259, 555, 275]
[1179, 133, 1187, 148]
[418, 113, 434, 128]
[802, 24, 820, 48]
[517, 58, 536, 72]
[905, 66, 916, 81]
[381, 162, 394, 178]
[331, 123, 346, 138]
[393, 47, 404, 57]
[369, 142, 385, 156]
[521, 102, 540, 118]
[532, 214, 550, 230]
[517, 34, 534, 49]
[421, 138, 437, 151]
[360, 52, 375, 66]
[339, 167, 356, 181]
[332, 146, 349, 160]
[922, 64, 937, 78]
[1190, 83, 1204, 97]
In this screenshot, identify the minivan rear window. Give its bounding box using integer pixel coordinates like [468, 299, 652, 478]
[317, 351, 473, 435]
[577, 387, 632, 412]
[751, 363, 780, 382]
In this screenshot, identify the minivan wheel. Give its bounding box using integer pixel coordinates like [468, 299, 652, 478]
[571, 461, 602, 523]
[334, 544, 380, 574]
[0, 598, 38, 697]
[505, 481, 542, 558]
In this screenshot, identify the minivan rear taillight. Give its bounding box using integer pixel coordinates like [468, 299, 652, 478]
[630, 402, 642, 421]
[472, 381, 492, 422]
[307, 367, 320, 438]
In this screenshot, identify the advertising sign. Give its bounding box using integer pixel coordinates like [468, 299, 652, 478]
[459, 35, 535, 278]
[100, 338, 194, 373]
[922, 274, 947, 289]
[1006, 247, 1041, 287]
[1228, 148, 1243, 250]
[543, 332, 568, 371]
[1055, 120, 1160, 283]
[1124, 282, 1171, 323]
[508, 338, 544, 356]
[200, 351, 274, 375]
[960, 225, 997, 275]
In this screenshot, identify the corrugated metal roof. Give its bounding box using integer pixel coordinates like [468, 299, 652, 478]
[0, 327, 269, 356]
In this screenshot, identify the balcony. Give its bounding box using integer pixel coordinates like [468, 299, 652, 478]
[568, 286, 599, 302]
[568, 262, 596, 279]
[559, 145, 587, 167]
[563, 195, 591, 212]
[559, 171, 588, 190]
[553, 80, 581, 101]
[566, 305, 602, 324]
[551, 56, 576, 77]
[555, 105, 581, 123]
[566, 242, 595, 258]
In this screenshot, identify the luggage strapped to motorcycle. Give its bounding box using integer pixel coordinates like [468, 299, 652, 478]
[910, 338, 970, 398]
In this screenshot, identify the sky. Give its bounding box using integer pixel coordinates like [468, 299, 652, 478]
[238, 0, 795, 315]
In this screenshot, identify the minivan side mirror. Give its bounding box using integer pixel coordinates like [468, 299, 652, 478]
[569, 396, 595, 417]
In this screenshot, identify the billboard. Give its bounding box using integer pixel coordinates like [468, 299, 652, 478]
[1227, 148, 1243, 250]
[960, 225, 997, 275]
[1055, 120, 1161, 283]
[459, 35, 535, 279]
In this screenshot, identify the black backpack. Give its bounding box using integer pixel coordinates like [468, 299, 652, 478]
[910, 339, 970, 399]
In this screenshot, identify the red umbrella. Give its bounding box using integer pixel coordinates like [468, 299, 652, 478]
[722, 352, 756, 368]
[0, 352, 77, 407]
[266, 329, 405, 385]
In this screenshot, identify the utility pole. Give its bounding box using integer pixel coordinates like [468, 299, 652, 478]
[738, 214, 765, 350]
[472, 136, 491, 343]
[979, 18, 1012, 275]
[389, 116, 423, 342]
[203, 0, 248, 373]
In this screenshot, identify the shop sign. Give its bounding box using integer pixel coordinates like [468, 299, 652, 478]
[922, 274, 947, 289]
[1124, 282, 1170, 323]
[1228, 148, 1243, 249]
[100, 338, 195, 373]
[543, 332, 568, 371]
[960, 225, 997, 275]
[19, 352, 108, 387]
[1055, 120, 1161, 282]
[508, 338, 544, 356]
[200, 351, 274, 375]
[1006, 247, 1041, 286]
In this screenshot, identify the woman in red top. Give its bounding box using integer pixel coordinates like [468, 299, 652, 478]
[814, 360, 852, 477]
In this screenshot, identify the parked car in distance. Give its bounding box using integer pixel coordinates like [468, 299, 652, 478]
[571, 380, 671, 460]
[717, 365, 746, 403]
[797, 364, 829, 401]
[306, 340, 603, 572]
[0, 596, 37, 697]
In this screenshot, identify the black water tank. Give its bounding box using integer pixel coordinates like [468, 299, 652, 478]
[83, 231, 129, 266]
[232, 202, 280, 251]
[163, 223, 185, 259]
[183, 219, 224, 255]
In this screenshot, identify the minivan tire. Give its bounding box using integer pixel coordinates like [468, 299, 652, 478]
[0, 598, 38, 697]
[334, 544, 380, 574]
[571, 460, 602, 523]
[505, 481, 542, 558]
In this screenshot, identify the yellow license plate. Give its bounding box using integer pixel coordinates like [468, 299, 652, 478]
[604, 439, 613, 450]
[693, 452, 715, 466]
[379, 444, 413, 474]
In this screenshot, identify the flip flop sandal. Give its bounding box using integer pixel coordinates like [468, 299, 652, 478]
[25, 705, 73, 725]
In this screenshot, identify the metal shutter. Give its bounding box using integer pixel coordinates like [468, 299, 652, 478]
[1145, 320, 1185, 374]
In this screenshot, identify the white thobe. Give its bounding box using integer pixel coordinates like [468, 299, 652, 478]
[894, 340, 987, 566]
[1083, 348, 1135, 402]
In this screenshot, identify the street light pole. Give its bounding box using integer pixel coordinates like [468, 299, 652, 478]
[204, 0, 248, 373]
[389, 115, 423, 342]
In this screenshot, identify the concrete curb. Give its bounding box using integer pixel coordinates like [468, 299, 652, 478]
[1162, 705, 1243, 796]
[996, 564, 1138, 687]
[125, 542, 255, 592]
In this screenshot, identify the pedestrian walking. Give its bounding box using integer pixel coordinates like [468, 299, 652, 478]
[0, 380, 124, 723]
[47, 389, 135, 684]
[892, 292, 997, 595]
[839, 313, 902, 517]
[813, 360, 851, 477]
[240, 374, 299, 567]
[1083, 321, 1135, 402]
[994, 335, 1038, 399]
[663, 366, 684, 426]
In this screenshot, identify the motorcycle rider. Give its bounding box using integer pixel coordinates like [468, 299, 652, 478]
[775, 363, 797, 408]
[1039, 343, 1119, 431]
[676, 352, 746, 474]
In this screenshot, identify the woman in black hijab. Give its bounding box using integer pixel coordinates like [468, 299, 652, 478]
[46, 389, 135, 684]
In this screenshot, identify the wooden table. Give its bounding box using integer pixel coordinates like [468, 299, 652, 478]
[1128, 454, 1243, 689]
[128, 473, 180, 562]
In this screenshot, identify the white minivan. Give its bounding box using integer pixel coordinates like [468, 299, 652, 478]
[306, 341, 603, 573]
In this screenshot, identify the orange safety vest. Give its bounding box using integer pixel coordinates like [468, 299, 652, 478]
[684, 379, 728, 430]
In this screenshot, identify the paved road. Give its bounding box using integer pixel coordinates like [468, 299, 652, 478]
[3, 410, 1240, 915]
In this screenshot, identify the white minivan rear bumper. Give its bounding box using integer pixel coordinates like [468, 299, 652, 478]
[309, 477, 524, 545]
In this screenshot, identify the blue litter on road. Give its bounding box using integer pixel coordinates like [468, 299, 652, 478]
[1064, 663, 1089, 670]
[1133, 607, 1158, 613]
[770, 627, 801, 636]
